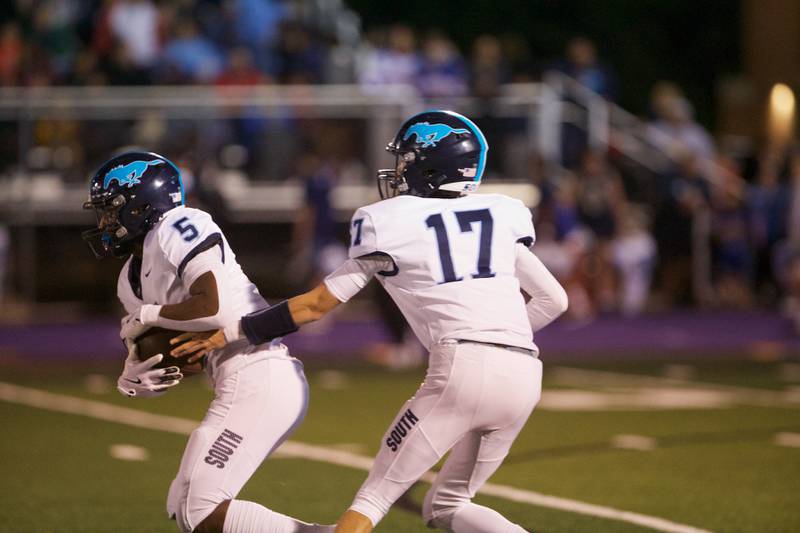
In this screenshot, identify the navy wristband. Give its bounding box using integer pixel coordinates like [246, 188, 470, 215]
[241, 300, 298, 345]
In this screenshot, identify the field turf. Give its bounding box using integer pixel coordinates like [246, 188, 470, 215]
[1, 357, 799, 532]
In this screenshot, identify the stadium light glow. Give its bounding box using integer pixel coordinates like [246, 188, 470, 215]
[768, 83, 796, 145]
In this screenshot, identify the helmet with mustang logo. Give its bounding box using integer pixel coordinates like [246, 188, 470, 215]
[81, 151, 184, 258]
[377, 109, 488, 199]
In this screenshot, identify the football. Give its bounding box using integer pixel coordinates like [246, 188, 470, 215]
[135, 327, 204, 376]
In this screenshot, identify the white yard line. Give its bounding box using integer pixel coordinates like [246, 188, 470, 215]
[0, 381, 713, 533]
[774, 432, 800, 448]
[549, 367, 799, 408]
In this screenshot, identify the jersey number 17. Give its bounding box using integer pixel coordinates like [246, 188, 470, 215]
[426, 209, 495, 283]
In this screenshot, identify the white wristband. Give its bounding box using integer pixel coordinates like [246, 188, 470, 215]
[223, 320, 243, 343]
[139, 304, 163, 326]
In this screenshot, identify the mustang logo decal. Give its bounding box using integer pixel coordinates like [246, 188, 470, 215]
[403, 122, 469, 148]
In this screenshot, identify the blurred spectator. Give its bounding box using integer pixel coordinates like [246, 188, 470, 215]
[216, 46, 269, 86]
[611, 205, 657, 315]
[534, 176, 595, 320]
[0, 224, 7, 304]
[550, 38, 617, 167]
[276, 22, 324, 84]
[554, 36, 617, 100]
[358, 24, 418, 92]
[575, 150, 627, 312]
[470, 34, 511, 99]
[748, 153, 788, 298]
[30, 0, 81, 80]
[108, 0, 160, 70]
[159, 17, 223, 83]
[214, 47, 271, 165]
[289, 154, 346, 286]
[711, 158, 753, 308]
[234, 0, 286, 68]
[775, 150, 800, 330]
[416, 30, 467, 98]
[647, 82, 715, 169]
[102, 40, 151, 85]
[70, 49, 105, 85]
[0, 22, 22, 85]
[576, 150, 624, 242]
[787, 150, 800, 246]
[499, 33, 534, 82]
[654, 154, 711, 307]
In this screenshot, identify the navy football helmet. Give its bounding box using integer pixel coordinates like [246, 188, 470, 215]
[377, 110, 488, 199]
[82, 151, 184, 258]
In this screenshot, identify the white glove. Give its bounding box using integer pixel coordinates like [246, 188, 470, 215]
[120, 310, 149, 343]
[116, 344, 183, 398]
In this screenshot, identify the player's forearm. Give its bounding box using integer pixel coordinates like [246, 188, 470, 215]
[288, 284, 342, 324]
[239, 283, 341, 346]
[237, 255, 385, 347]
[140, 271, 231, 331]
[515, 245, 568, 331]
[524, 287, 568, 331]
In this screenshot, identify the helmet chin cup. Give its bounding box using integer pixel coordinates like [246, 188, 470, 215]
[80, 227, 132, 259]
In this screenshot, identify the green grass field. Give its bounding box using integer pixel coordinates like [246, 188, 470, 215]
[1, 357, 799, 532]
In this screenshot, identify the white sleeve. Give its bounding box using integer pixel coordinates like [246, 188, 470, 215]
[323, 255, 393, 303]
[509, 198, 536, 247]
[515, 243, 568, 331]
[140, 247, 235, 331]
[117, 259, 143, 342]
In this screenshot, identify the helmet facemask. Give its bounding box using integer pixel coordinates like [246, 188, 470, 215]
[81, 193, 151, 258]
[377, 144, 413, 200]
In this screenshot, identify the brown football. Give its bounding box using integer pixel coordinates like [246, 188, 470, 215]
[135, 327, 204, 376]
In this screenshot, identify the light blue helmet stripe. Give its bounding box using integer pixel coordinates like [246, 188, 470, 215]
[440, 110, 488, 182]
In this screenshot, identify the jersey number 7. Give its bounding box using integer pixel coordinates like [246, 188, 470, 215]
[426, 209, 495, 283]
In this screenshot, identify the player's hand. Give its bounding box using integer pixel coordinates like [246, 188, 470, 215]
[120, 311, 149, 343]
[116, 344, 183, 398]
[170, 329, 227, 362]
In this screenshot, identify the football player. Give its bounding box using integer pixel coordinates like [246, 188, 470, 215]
[82, 152, 332, 533]
[173, 110, 568, 532]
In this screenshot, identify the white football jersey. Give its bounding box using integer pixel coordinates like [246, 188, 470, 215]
[117, 206, 270, 370]
[349, 193, 536, 351]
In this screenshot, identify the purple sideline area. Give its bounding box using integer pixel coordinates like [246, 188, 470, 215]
[1, 312, 798, 362]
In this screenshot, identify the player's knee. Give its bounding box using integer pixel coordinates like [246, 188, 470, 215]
[167, 426, 227, 532]
[192, 500, 230, 533]
[422, 485, 468, 529]
[169, 491, 224, 533]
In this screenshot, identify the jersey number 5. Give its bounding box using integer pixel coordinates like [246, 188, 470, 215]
[426, 209, 495, 283]
[172, 217, 199, 242]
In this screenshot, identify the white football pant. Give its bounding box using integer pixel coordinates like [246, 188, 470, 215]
[349, 340, 542, 531]
[167, 348, 308, 532]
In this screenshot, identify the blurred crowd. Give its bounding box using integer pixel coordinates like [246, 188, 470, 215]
[1, 1, 798, 329]
[533, 80, 800, 331]
[0, 0, 536, 91]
